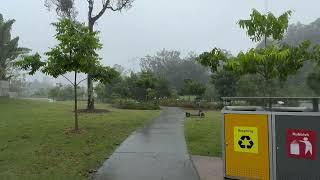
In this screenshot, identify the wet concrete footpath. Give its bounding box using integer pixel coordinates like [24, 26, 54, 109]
[94, 107, 200, 180]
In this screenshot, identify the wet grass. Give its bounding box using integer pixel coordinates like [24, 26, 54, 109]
[184, 111, 222, 157]
[0, 97, 160, 180]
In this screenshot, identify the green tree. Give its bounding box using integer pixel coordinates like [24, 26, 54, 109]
[197, 48, 238, 100]
[96, 71, 172, 102]
[45, 0, 134, 110]
[307, 67, 320, 95]
[236, 75, 263, 97]
[238, 9, 292, 47]
[17, 19, 118, 131]
[45, 0, 77, 19]
[154, 78, 171, 98]
[239, 18, 320, 97]
[48, 84, 86, 101]
[135, 71, 157, 101]
[48, 85, 60, 101]
[282, 19, 320, 46]
[211, 70, 238, 99]
[95, 75, 129, 102]
[308, 74, 320, 95]
[0, 14, 30, 81]
[87, 0, 133, 110]
[9, 74, 29, 97]
[140, 50, 210, 93]
[182, 79, 206, 99]
[228, 9, 316, 97]
[32, 88, 49, 97]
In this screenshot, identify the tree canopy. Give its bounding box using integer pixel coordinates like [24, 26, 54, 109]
[283, 18, 320, 46]
[45, 0, 77, 19]
[44, 0, 134, 110]
[17, 19, 119, 130]
[238, 9, 292, 44]
[0, 14, 30, 81]
[232, 10, 318, 86]
[182, 79, 206, 98]
[198, 9, 320, 99]
[197, 48, 239, 99]
[140, 49, 210, 93]
[307, 67, 320, 95]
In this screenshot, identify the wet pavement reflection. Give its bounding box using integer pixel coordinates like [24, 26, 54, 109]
[93, 107, 200, 180]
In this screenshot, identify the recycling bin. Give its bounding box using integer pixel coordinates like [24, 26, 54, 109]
[222, 97, 320, 180]
[272, 112, 320, 180]
[222, 106, 273, 180]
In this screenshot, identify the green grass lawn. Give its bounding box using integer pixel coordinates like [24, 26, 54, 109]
[184, 111, 222, 157]
[0, 97, 160, 180]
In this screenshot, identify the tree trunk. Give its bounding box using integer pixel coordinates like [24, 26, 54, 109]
[74, 72, 79, 131]
[264, 35, 267, 48]
[87, 20, 95, 110]
[265, 78, 273, 110]
[87, 75, 94, 110]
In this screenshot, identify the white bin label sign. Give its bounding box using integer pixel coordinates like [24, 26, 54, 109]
[287, 129, 317, 160]
[234, 126, 258, 154]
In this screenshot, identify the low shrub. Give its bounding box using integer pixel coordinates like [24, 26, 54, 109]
[112, 100, 160, 110]
[159, 98, 223, 110]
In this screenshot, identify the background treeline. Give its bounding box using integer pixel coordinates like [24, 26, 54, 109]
[13, 18, 320, 109]
[95, 51, 210, 102]
[95, 18, 320, 105]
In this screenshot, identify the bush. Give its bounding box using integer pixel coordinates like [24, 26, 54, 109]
[159, 98, 223, 110]
[112, 100, 160, 110]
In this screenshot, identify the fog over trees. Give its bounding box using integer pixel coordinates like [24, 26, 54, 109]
[3, 5, 320, 102]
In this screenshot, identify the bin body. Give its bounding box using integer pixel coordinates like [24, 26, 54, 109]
[274, 113, 320, 180]
[224, 113, 270, 180]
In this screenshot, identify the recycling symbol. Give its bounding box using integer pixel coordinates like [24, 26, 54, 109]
[238, 136, 254, 149]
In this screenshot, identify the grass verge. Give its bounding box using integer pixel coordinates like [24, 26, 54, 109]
[0, 97, 160, 180]
[184, 111, 222, 157]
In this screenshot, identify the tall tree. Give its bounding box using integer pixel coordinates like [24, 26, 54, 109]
[197, 48, 239, 100]
[307, 67, 320, 95]
[9, 74, 29, 97]
[227, 9, 316, 97]
[283, 19, 320, 46]
[86, 0, 133, 109]
[182, 79, 206, 98]
[238, 9, 292, 48]
[45, 0, 77, 19]
[0, 14, 30, 81]
[254, 18, 320, 97]
[45, 0, 134, 110]
[17, 19, 118, 131]
[140, 50, 210, 92]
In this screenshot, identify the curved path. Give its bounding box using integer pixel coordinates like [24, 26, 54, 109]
[94, 107, 199, 180]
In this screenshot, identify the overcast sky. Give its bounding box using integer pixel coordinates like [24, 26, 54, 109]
[1, 0, 320, 83]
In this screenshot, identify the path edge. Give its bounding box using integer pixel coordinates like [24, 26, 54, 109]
[90, 109, 163, 179]
[180, 107, 202, 180]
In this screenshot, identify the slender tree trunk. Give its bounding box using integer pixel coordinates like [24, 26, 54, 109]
[267, 79, 273, 110]
[263, 35, 273, 109]
[74, 72, 79, 131]
[87, 76, 94, 110]
[264, 35, 267, 48]
[87, 20, 95, 110]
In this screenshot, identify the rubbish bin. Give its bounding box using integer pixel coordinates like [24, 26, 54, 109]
[222, 106, 272, 180]
[221, 97, 320, 180]
[273, 112, 320, 180]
